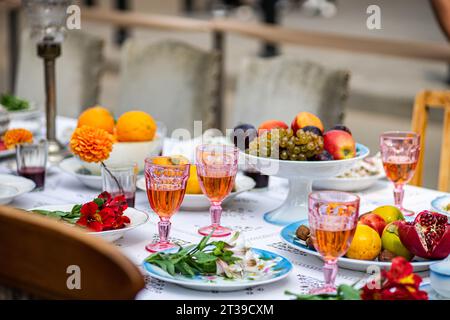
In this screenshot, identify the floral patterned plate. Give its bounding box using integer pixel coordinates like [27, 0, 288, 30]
[30, 204, 149, 242]
[143, 248, 292, 292]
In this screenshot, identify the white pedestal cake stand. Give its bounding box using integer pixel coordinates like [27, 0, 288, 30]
[241, 143, 370, 226]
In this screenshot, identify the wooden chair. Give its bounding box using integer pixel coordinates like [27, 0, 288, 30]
[118, 40, 219, 136]
[411, 90, 450, 192]
[0, 205, 145, 299]
[232, 57, 349, 131]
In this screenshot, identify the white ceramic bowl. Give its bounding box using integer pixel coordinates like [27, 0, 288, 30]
[313, 172, 385, 191]
[30, 204, 149, 242]
[137, 175, 256, 210]
[59, 157, 103, 189]
[431, 195, 450, 217]
[0, 174, 36, 204]
[81, 136, 163, 175]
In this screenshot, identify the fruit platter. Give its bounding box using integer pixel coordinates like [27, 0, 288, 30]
[236, 112, 369, 225]
[71, 107, 165, 175]
[281, 206, 450, 272]
[30, 192, 149, 242]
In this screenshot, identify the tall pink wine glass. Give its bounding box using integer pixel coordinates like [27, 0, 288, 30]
[380, 131, 420, 216]
[196, 144, 239, 237]
[308, 191, 359, 294]
[144, 156, 190, 252]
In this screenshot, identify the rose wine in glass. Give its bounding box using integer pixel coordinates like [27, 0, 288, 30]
[144, 156, 190, 252]
[196, 144, 239, 237]
[308, 191, 359, 294]
[380, 131, 420, 216]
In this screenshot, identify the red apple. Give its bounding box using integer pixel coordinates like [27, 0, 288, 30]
[323, 130, 356, 160]
[359, 213, 387, 236]
[258, 120, 288, 135]
[291, 112, 324, 133]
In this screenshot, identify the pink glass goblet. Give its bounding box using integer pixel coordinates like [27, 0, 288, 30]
[308, 191, 360, 294]
[380, 131, 420, 216]
[144, 156, 190, 252]
[196, 144, 239, 237]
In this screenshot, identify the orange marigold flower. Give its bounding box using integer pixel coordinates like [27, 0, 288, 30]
[70, 125, 114, 163]
[3, 128, 33, 149]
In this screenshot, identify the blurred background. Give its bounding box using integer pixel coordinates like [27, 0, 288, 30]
[0, 0, 448, 188]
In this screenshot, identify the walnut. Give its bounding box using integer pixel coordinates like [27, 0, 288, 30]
[378, 249, 396, 262]
[296, 225, 310, 241]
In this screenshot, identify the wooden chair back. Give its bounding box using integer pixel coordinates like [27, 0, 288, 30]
[411, 90, 450, 191]
[0, 205, 145, 299]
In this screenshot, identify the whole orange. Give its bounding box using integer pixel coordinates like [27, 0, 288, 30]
[116, 111, 157, 142]
[77, 106, 115, 134]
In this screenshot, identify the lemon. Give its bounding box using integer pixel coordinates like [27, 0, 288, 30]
[346, 224, 382, 260]
[186, 165, 203, 194]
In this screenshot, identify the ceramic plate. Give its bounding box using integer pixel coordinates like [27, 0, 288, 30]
[313, 172, 385, 192]
[30, 204, 149, 242]
[59, 157, 102, 189]
[420, 284, 449, 300]
[137, 175, 256, 210]
[4, 102, 41, 121]
[0, 174, 36, 204]
[0, 148, 15, 159]
[143, 248, 292, 292]
[431, 195, 450, 217]
[281, 220, 439, 272]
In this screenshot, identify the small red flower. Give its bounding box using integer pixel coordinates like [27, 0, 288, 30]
[361, 257, 428, 300]
[75, 192, 130, 232]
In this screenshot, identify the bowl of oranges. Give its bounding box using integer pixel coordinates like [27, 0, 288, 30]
[75, 106, 164, 175]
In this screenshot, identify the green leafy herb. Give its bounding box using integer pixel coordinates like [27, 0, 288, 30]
[285, 284, 361, 300]
[0, 94, 29, 112]
[31, 204, 82, 224]
[145, 232, 242, 278]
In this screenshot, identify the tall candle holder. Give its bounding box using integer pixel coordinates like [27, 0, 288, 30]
[24, 0, 72, 163]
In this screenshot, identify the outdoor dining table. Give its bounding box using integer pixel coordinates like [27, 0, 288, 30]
[1, 116, 448, 300]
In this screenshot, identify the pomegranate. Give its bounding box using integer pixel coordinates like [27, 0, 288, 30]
[398, 210, 450, 260]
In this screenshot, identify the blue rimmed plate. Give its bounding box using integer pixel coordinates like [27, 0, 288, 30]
[431, 195, 450, 217]
[281, 219, 438, 272]
[143, 248, 292, 292]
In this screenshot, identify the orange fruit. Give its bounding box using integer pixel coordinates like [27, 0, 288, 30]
[346, 224, 382, 260]
[151, 155, 189, 166]
[186, 165, 202, 194]
[77, 106, 115, 134]
[115, 111, 157, 142]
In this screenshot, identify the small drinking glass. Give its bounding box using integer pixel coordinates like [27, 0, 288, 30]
[380, 131, 420, 216]
[308, 191, 360, 294]
[144, 156, 190, 252]
[16, 140, 48, 191]
[196, 144, 239, 237]
[101, 162, 138, 208]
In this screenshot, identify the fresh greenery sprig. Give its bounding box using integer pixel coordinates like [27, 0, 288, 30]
[145, 232, 242, 278]
[32, 204, 82, 224]
[285, 284, 361, 300]
[0, 94, 29, 111]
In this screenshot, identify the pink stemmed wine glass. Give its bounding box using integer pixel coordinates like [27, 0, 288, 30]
[196, 144, 239, 237]
[380, 131, 420, 216]
[144, 156, 190, 252]
[308, 191, 360, 294]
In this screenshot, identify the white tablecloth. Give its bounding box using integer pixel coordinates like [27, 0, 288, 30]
[2, 164, 448, 299]
[2, 116, 448, 299]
